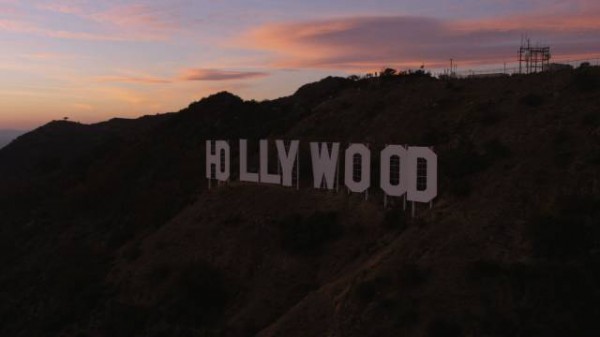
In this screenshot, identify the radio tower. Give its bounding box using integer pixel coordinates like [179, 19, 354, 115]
[518, 36, 551, 74]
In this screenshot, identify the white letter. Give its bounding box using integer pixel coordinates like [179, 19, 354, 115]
[310, 142, 339, 189]
[344, 143, 371, 193]
[276, 140, 299, 187]
[260, 139, 281, 184]
[239, 139, 259, 183]
[407, 147, 438, 203]
[380, 145, 409, 196]
[205, 140, 230, 182]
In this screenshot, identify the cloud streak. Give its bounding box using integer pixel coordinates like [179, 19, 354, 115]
[94, 69, 269, 85]
[2, 2, 182, 41]
[0, 18, 160, 41]
[95, 75, 172, 84]
[179, 68, 269, 81]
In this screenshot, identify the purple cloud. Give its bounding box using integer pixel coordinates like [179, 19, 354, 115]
[240, 10, 600, 70]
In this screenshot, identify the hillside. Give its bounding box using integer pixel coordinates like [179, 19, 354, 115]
[0, 67, 599, 337]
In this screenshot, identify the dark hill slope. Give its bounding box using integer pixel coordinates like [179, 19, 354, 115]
[0, 69, 599, 337]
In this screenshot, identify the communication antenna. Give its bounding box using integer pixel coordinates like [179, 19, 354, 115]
[519, 35, 551, 74]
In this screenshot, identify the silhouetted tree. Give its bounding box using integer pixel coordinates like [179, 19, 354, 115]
[380, 68, 397, 78]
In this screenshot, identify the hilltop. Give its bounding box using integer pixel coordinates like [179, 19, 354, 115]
[0, 67, 599, 337]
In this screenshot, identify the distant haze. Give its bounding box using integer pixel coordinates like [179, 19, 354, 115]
[0, 130, 25, 149]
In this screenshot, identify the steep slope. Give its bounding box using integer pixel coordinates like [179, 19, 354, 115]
[0, 69, 599, 337]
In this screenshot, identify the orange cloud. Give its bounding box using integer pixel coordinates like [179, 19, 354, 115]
[0, 18, 158, 41]
[36, 2, 180, 39]
[95, 75, 172, 84]
[5, 2, 180, 41]
[179, 68, 269, 81]
[94, 68, 269, 85]
[89, 4, 179, 31]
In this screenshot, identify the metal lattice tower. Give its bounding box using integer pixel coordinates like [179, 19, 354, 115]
[519, 37, 551, 74]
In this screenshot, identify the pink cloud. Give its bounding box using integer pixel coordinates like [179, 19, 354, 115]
[35, 2, 84, 15]
[29, 2, 180, 41]
[238, 9, 600, 71]
[89, 4, 179, 32]
[94, 68, 269, 85]
[0, 18, 161, 41]
[179, 68, 269, 81]
[21, 52, 78, 60]
[95, 75, 172, 84]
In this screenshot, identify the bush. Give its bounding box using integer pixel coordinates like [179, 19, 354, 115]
[428, 318, 463, 337]
[586, 150, 600, 165]
[441, 140, 489, 197]
[506, 263, 600, 337]
[479, 109, 504, 126]
[574, 69, 599, 92]
[146, 263, 172, 285]
[383, 208, 407, 231]
[443, 145, 489, 179]
[483, 139, 511, 160]
[355, 278, 378, 302]
[399, 263, 429, 288]
[466, 260, 506, 284]
[421, 127, 449, 145]
[376, 297, 419, 329]
[528, 195, 600, 260]
[280, 211, 341, 254]
[581, 111, 600, 127]
[102, 301, 148, 337]
[380, 68, 397, 78]
[166, 261, 229, 325]
[520, 93, 544, 107]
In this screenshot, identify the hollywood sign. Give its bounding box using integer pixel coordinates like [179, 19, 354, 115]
[206, 140, 437, 204]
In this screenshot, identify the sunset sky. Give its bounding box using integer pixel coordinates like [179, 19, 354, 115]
[1, 0, 600, 129]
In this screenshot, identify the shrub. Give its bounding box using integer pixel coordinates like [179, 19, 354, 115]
[483, 139, 511, 160]
[399, 263, 429, 288]
[441, 141, 489, 197]
[573, 69, 599, 92]
[447, 179, 472, 197]
[519, 93, 544, 107]
[101, 301, 148, 337]
[167, 261, 229, 324]
[428, 318, 463, 337]
[442, 145, 489, 179]
[506, 262, 600, 337]
[376, 297, 419, 329]
[383, 208, 408, 231]
[146, 263, 172, 285]
[581, 111, 600, 127]
[380, 68, 397, 78]
[355, 278, 378, 302]
[528, 195, 600, 260]
[479, 109, 504, 126]
[421, 127, 449, 145]
[466, 260, 506, 284]
[280, 211, 341, 254]
[586, 150, 600, 165]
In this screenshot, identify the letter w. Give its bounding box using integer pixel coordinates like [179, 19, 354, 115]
[310, 142, 339, 190]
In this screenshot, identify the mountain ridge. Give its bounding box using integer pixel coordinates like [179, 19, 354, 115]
[0, 68, 599, 337]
